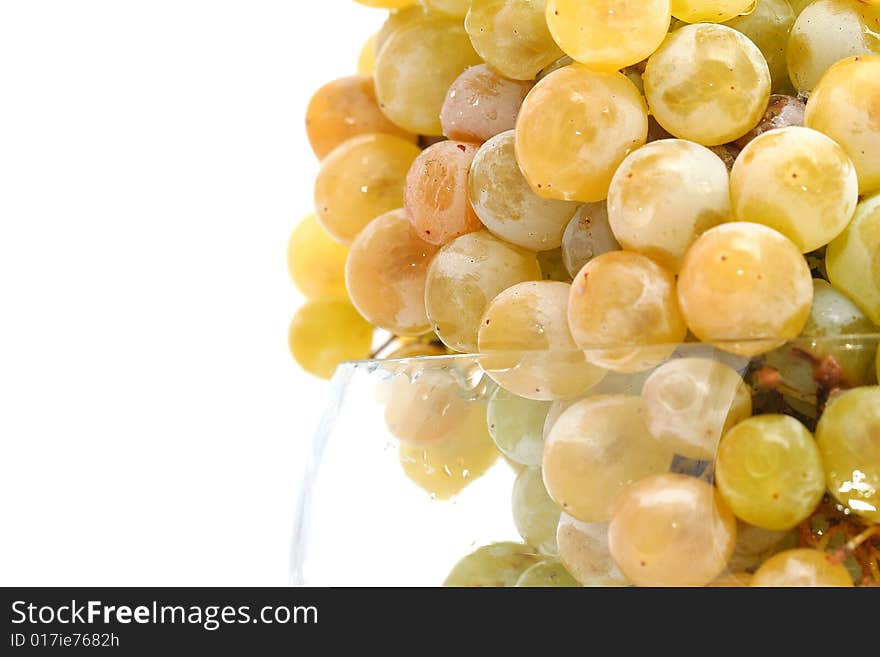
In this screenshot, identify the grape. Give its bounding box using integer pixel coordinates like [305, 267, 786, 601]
[727, 521, 789, 573]
[733, 94, 806, 150]
[357, 34, 377, 75]
[444, 542, 543, 586]
[385, 341, 448, 359]
[607, 139, 732, 273]
[305, 75, 415, 160]
[399, 404, 499, 499]
[642, 358, 753, 460]
[790, 0, 817, 14]
[536, 248, 571, 283]
[826, 193, 880, 325]
[287, 214, 349, 300]
[376, 5, 427, 53]
[671, 0, 756, 22]
[288, 299, 373, 379]
[556, 515, 629, 586]
[465, 0, 564, 80]
[787, 0, 880, 96]
[543, 395, 674, 522]
[375, 14, 482, 135]
[405, 141, 482, 247]
[425, 231, 542, 353]
[314, 134, 421, 244]
[816, 386, 880, 523]
[538, 54, 574, 80]
[346, 209, 439, 336]
[515, 560, 579, 587]
[715, 415, 825, 530]
[805, 55, 880, 195]
[440, 66, 533, 144]
[385, 368, 472, 446]
[608, 473, 738, 587]
[487, 387, 551, 467]
[750, 549, 854, 586]
[644, 24, 772, 146]
[544, 0, 672, 72]
[421, 0, 471, 16]
[512, 467, 562, 555]
[515, 65, 648, 203]
[560, 203, 620, 279]
[468, 131, 580, 251]
[708, 572, 754, 586]
[677, 223, 814, 356]
[542, 399, 576, 443]
[568, 252, 687, 373]
[730, 127, 858, 253]
[723, 0, 797, 93]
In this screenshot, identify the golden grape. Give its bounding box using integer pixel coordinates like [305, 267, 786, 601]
[286, 214, 349, 300]
[288, 300, 373, 379]
[751, 549, 854, 586]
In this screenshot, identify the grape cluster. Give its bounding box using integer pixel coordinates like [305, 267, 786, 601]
[289, 0, 880, 586]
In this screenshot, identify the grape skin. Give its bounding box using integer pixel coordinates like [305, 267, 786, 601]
[487, 387, 551, 467]
[512, 467, 562, 556]
[444, 542, 543, 587]
[671, 0, 755, 23]
[723, 0, 797, 93]
[560, 203, 620, 279]
[556, 514, 629, 587]
[287, 214, 349, 301]
[751, 549, 854, 586]
[288, 299, 373, 379]
[515, 560, 579, 587]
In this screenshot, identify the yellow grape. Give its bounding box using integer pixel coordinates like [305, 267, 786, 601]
[444, 543, 542, 586]
[825, 193, 880, 325]
[345, 209, 439, 336]
[644, 23, 771, 146]
[512, 467, 562, 555]
[568, 252, 687, 373]
[730, 126, 859, 253]
[376, 5, 427, 53]
[608, 473, 738, 587]
[545, 0, 672, 72]
[375, 14, 482, 135]
[314, 134, 421, 245]
[441, 65, 533, 144]
[420, 0, 471, 16]
[816, 386, 880, 523]
[556, 514, 629, 586]
[751, 549, 854, 586]
[357, 34, 377, 75]
[288, 300, 373, 379]
[642, 358, 752, 460]
[465, 0, 564, 81]
[384, 368, 470, 446]
[468, 131, 580, 251]
[515, 560, 580, 587]
[405, 140, 483, 247]
[715, 415, 825, 530]
[723, 0, 797, 93]
[677, 223, 814, 356]
[425, 231, 542, 353]
[478, 281, 606, 400]
[671, 0, 755, 22]
[286, 214, 349, 300]
[543, 395, 674, 522]
[790, 0, 817, 13]
[515, 65, 648, 203]
[607, 139, 732, 273]
[305, 75, 416, 159]
[356, 0, 418, 7]
[805, 55, 880, 195]
[385, 341, 447, 359]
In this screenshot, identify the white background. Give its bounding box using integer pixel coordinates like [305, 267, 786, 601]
[0, 0, 383, 585]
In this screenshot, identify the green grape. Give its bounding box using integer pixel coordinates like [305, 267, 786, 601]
[671, 0, 755, 22]
[479, 281, 606, 400]
[421, 0, 471, 15]
[556, 514, 629, 586]
[444, 542, 543, 586]
[826, 193, 880, 325]
[568, 252, 687, 373]
[751, 549, 854, 586]
[515, 560, 579, 587]
[536, 248, 571, 283]
[727, 521, 789, 573]
[677, 223, 814, 356]
[787, 0, 880, 96]
[644, 24, 771, 146]
[607, 139, 732, 273]
[465, 0, 564, 80]
[305, 75, 416, 160]
[288, 300, 373, 379]
[287, 214, 349, 300]
[441, 66, 533, 144]
[468, 131, 580, 251]
[512, 467, 562, 555]
[716, 415, 825, 530]
[806, 55, 880, 196]
[723, 0, 797, 93]
[543, 395, 674, 522]
[425, 231, 542, 353]
[730, 127, 858, 253]
[608, 473, 738, 587]
[487, 388, 551, 467]
[314, 134, 421, 244]
[545, 0, 671, 72]
[642, 358, 753, 460]
[560, 203, 620, 279]
[515, 65, 648, 203]
[375, 14, 482, 135]
[816, 386, 880, 523]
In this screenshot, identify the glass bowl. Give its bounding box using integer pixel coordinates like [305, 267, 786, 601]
[291, 336, 880, 587]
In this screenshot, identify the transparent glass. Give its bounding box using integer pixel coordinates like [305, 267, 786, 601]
[291, 337, 880, 587]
